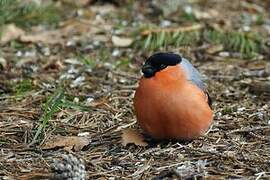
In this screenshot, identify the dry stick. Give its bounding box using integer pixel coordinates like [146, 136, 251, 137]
[0, 112, 34, 119]
[141, 24, 204, 36]
[88, 170, 120, 178]
[248, 132, 270, 141]
[129, 158, 153, 178]
[19, 173, 53, 180]
[229, 126, 270, 134]
[177, 144, 270, 165]
[112, 70, 139, 79]
[114, 120, 137, 132]
[156, 162, 186, 171]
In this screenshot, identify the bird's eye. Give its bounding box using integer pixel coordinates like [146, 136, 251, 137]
[159, 64, 167, 70]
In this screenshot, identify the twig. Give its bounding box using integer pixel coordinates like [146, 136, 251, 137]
[129, 158, 152, 178]
[141, 24, 204, 36]
[229, 126, 270, 134]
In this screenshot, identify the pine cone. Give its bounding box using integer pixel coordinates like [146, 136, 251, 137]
[50, 154, 86, 180]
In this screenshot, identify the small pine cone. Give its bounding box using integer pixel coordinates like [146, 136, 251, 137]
[50, 154, 86, 180]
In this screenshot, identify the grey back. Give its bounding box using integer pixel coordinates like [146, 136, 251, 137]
[180, 58, 207, 92]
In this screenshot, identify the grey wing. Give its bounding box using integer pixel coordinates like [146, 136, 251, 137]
[180, 58, 212, 106]
[180, 58, 207, 92]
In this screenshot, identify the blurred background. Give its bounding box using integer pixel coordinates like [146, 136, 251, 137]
[0, 0, 270, 179]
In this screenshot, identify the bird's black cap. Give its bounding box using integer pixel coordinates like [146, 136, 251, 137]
[142, 52, 182, 78]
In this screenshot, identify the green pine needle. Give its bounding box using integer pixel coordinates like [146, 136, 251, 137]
[15, 79, 32, 95]
[30, 88, 91, 146]
[0, 0, 60, 28]
[30, 88, 64, 145]
[143, 31, 200, 50]
[141, 27, 263, 59]
[205, 30, 263, 58]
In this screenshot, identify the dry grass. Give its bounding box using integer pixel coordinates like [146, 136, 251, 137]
[0, 0, 270, 179]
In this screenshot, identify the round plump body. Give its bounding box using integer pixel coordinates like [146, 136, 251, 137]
[134, 65, 213, 141]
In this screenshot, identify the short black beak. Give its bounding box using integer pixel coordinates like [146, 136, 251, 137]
[142, 64, 156, 78]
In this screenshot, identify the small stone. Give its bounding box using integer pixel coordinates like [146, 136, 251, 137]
[219, 51, 230, 57]
[112, 49, 120, 56]
[160, 20, 171, 27]
[71, 76, 85, 88]
[73, 97, 79, 103]
[86, 97, 94, 105]
[78, 132, 90, 137]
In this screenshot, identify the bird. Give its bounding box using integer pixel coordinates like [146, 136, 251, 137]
[133, 52, 213, 141]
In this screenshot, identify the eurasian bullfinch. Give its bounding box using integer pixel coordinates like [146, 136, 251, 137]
[133, 52, 213, 141]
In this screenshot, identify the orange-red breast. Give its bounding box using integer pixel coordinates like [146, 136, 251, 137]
[133, 52, 213, 141]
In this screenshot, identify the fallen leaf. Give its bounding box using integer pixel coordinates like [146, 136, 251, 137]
[0, 57, 7, 69]
[112, 36, 133, 47]
[42, 59, 64, 71]
[60, 0, 93, 7]
[249, 81, 270, 95]
[94, 34, 109, 42]
[0, 24, 25, 44]
[245, 61, 267, 70]
[42, 136, 89, 151]
[121, 129, 148, 147]
[88, 97, 109, 107]
[59, 19, 109, 42]
[20, 30, 63, 44]
[193, 9, 219, 20]
[206, 44, 224, 54]
[60, 19, 95, 35]
[90, 4, 116, 15]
